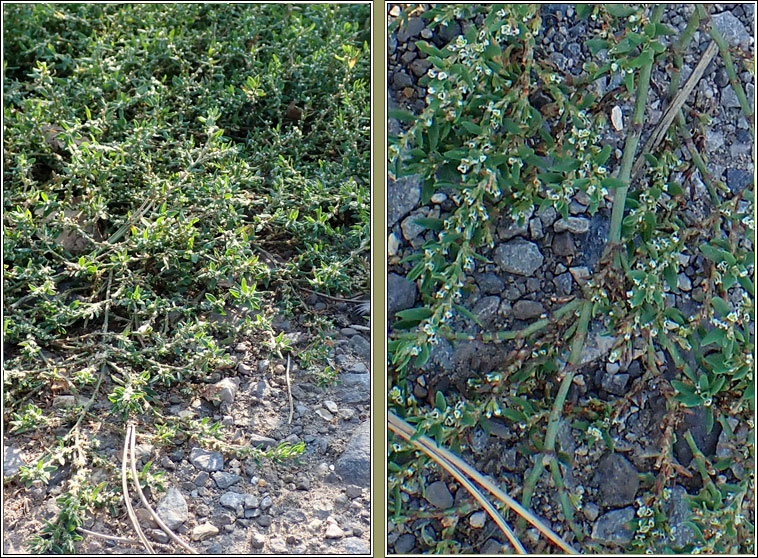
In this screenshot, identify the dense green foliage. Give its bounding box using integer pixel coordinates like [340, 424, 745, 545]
[3, 4, 369, 552]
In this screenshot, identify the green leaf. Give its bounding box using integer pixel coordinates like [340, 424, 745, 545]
[415, 40, 443, 58]
[428, 122, 439, 152]
[413, 217, 445, 231]
[586, 38, 610, 55]
[435, 390, 447, 411]
[550, 157, 580, 173]
[395, 307, 433, 321]
[501, 118, 521, 135]
[606, 5, 636, 17]
[671, 380, 703, 407]
[454, 303, 483, 328]
[699, 242, 736, 265]
[710, 296, 731, 317]
[576, 5, 593, 20]
[460, 120, 484, 135]
[594, 145, 611, 166]
[388, 109, 416, 123]
[601, 177, 627, 189]
[414, 344, 430, 367]
[663, 264, 678, 291]
[655, 23, 677, 36]
[700, 328, 726, 347]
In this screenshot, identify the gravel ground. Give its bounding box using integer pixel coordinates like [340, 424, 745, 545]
[388, 3, 754, 554]
[4, 300, 371, 554]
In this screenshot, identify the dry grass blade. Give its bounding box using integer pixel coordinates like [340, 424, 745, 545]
[122, 424, 154, 553]
[630, 40, 719, 181]
[129, 425, 199, 554]
[388, 412, 579, 554]
[388, 413, 526, 553]
[286, 354, 294, 425]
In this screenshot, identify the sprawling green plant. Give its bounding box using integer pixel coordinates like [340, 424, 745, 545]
[4, 3, 368, 553]
[388, 4, 753, 553]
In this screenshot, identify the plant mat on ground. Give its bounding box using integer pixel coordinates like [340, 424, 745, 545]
[388, 4, 753, 554]
[3, 3, 370, 554]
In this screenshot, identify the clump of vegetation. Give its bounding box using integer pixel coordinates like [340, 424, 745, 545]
[388, 4, 752, 553]
[3, 3, 369, 552]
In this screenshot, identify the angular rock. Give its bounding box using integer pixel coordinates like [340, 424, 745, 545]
[325, 523, 345, 539]
[220, 491, 246, 513]
[553, 272, 573, 295]
[191, 522, 219, 542]
[472, 296, 501, 327]
[394, 533, 417, 553]
[425, 480, 454, 509]
[213, 378, 238, 404]
[410, 58, 432, 77]
[475, 272, 505, 295]
[189, 448, 224, 472]
[512, 300, 544, 320]
[726, 168, 753, 194]
[4, 446, 24, 477]
[552, 232, 575, 257]
[553, 216, 590, 234]
[335, 420, 370, 486]
[494, 239, 544, 276]
[592, 507, 636, 545]
[155, 488, 188, 530]
[342, 537, 370, 554]
[396, 17, 424, 43]
[711, 11, 751, 48]
[349, 335, 370, 361]
[212, 472, 241, 489]
[596, 453, 639, 507]
[401, 210, 427, 241]
[666, 484, 697, 549]
[388, 176, 421, 227]
[388, 272, 417, 318]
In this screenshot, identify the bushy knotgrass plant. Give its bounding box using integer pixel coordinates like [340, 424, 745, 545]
[3, 3, 368, 552]
[388, 4, 753, 553]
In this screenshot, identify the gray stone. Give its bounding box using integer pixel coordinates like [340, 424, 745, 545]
[349, 335, 370, 361]
[155, 488, 188, 530]
[425, 480, 454, 509]
[673, 406, 722, 467]
[722, 85, 742, 108]
[592, 507, 636, 545]
[553, 216, 590, 234]
[250, 531, 266, 549]
[498, 213, 531, 240]
[213, 378, 238, 404]
[392, 71, 413, 89]
[397, 17, 424, 43]
[554, 272, 573, 295]
[529, 218, 544, 240]
[400, 50, 417, 65]
[583, 502, 600, 522]
[475, 272, 504, 295]
[596, 453, 639, 507]
[705, 129, 724, 152]
[388, 272, 417, 317]
[552, 232, 575, 256]
[538, 206, 558, 227]
[437, 20, 461, 44]
[3, 446, 24, 477]
[711, 11, 751, 48]
[394, 533, 417, 553]
[212, 472, 241, 489]
[339, 373, 370, 389]
[677, 273, 692, 291]
[410, 58, 432, 78]
[342, 537, 370, 554]
[602, 372, 630, 396]
[494, 239, 544, 276]
[249, 433, 277, 448]
[472, 296, 501, 327]
[512, 300, 544, 320]
[220, 491, 246, 513]
[189, 448, 224, 472]
[401, 210, 427, 241]
[325, 523, 345, 539]
[726, 168, 753, 194]
[191, 522, 219, 542]
[388, 175, 421, 227]
[335, 420, 370, 486]
[667, 485, 697, 549]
